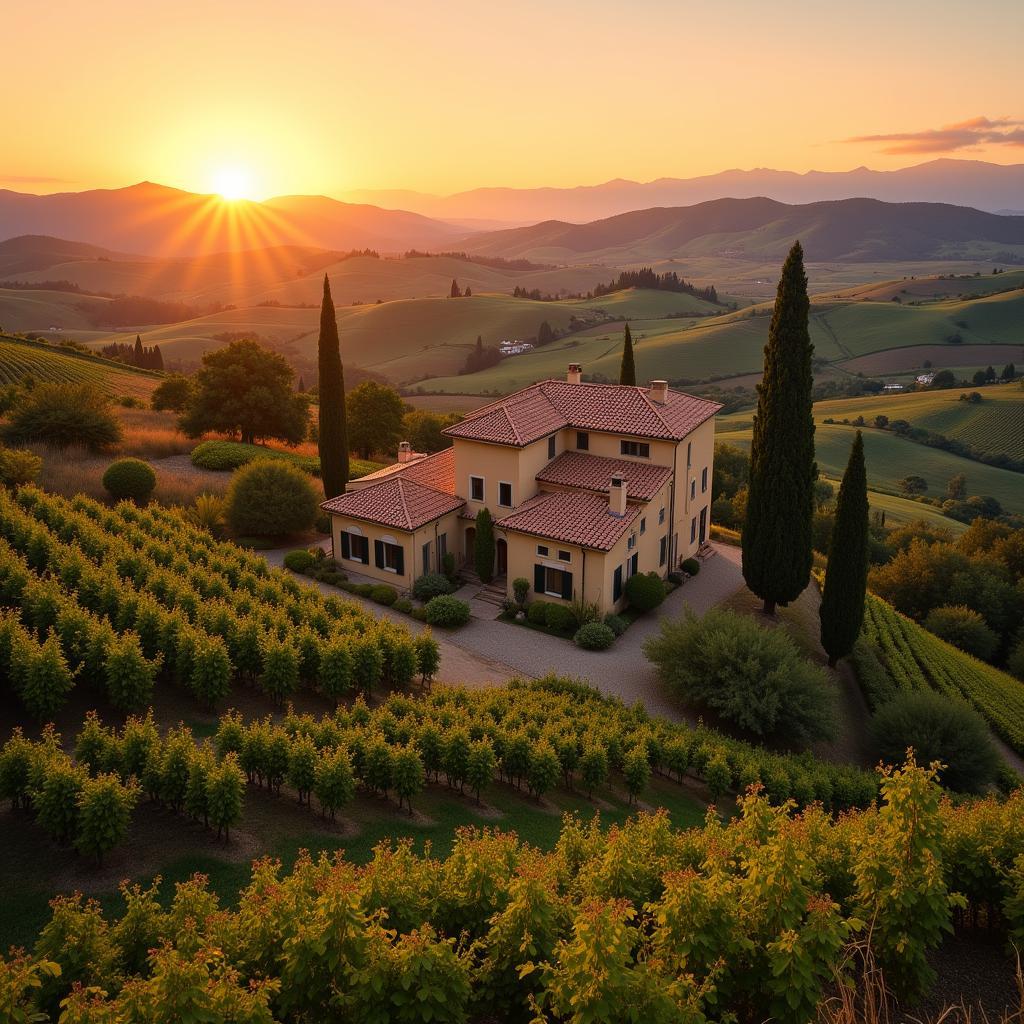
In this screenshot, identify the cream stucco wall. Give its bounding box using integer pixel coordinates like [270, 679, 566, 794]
[329, 510, 461, 590]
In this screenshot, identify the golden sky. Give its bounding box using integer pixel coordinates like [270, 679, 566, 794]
[5, 0, 1023, 199]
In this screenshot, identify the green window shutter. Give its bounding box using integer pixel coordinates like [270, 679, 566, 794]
[394, 545, 405, 576]
[613, 566, 623, 601]
[374, 540, 385, 569]
[340, 532, 351, 559]
[561, 570, 573, 601]
[534, 564, 545, 593]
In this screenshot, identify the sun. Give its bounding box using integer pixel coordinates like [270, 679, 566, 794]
[211, 165, 254, 201]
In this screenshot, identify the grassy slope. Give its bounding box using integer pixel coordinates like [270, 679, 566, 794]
[717, 420, 1024, 514]
[0, 287, 112, 332]
[0, 334, 161, 398]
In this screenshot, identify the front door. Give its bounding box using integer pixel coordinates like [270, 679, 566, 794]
[699, 506, 708, 544]
[496, 538, 507, 576]
[465, 526, 476, 564]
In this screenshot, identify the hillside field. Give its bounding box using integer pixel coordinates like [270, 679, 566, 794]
[0, 334, 162, 399]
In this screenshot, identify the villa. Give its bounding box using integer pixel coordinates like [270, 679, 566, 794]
[320, 364, 721, 615]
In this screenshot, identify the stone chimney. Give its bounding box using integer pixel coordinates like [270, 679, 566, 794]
[609, 474, 627, 517]
[398, 441, 413, 463]
[567, 363, 582, 385]
[649, 380, 668, 404]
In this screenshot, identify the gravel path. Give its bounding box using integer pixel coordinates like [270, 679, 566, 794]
[262, 541, 744, 721]
[149, 454, 227, 488]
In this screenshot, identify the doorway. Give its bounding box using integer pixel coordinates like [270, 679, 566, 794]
[699, 506, 708, 544]
[496, 538, 507, 577]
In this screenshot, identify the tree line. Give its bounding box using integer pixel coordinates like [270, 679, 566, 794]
[99, 334, 164, 370]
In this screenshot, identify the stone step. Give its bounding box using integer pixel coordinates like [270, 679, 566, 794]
[697, 542, 716, 561]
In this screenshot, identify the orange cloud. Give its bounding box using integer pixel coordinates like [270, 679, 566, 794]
[844, 116, 1024, 155]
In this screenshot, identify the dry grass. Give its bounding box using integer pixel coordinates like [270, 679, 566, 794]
[113, 407, 195, 458]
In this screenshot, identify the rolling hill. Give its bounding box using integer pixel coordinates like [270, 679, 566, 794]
[342, 159, 1024, 222]
[0, 181, 462, 256]
[0, 334, 161, 398]
[464, 198, 1024, 264]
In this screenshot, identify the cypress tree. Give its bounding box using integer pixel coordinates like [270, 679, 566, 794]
[819, 431, 869, 666]
[133, 334, 144, 367]
[317, 275, 349, 499]
[474, 507, 495, 583]
[741, 241, 816, 615]
[619, 323, 636, 386]
[152, 345, 164, 371]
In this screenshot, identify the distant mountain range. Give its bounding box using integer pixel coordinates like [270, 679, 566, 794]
[0, 182, 462, 256]
[343, 159, 1024, 224]
[463, 197, 1024, 264]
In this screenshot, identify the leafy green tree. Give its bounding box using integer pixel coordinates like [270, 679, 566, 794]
[414, 630, 440, 688]
[623, 745, 651, 804]
[184, 745, 213, 825]
[34, 756, 86, 843]
[178, 339, 310, 445]
[947, 472, 967, 500]
[363, 734, 394, 797]
[899, 474, 928, 495]
[317, 275, 349, 499]
[580, 744, 609, 798]
[350, 632, 384, 697]
[21, 630, 74, 720]
[287, 732, 318, 805]
[450, 278, 461, 298]
[923, 605, 999, 661]
[619, 323, 636, 386]
[318, 635, 353, 704]
[103, 632, 157, 710]
[75, 773, 138, 864]
[313, 746, 356, 820]
[443, 727, 471, 792]
[537, 320, 554, 346]
[466, 738, 496, 804]
[819, 431, 869, 666]
[150, 374, 196, 413]
[206, 753, 245, 841]
[474, 507, 495, 583]
[402, 410, 458, 453]
[259, 635, 299, 705]
[188, 632, 231, 707]
[346, 381, 405, 459]
[526, 741, 560, 801]
[391, 744, 426, 813]
[742, 241, 816, 615]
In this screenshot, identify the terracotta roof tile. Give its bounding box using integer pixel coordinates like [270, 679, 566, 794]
[354, 448, 456, 494]
[444, 380, 720, 447]
[496, 490, 639, 551]
[321, 475, 464, 532]
[536, 451, 672, 501]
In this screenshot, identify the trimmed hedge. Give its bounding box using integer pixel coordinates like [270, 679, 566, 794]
[283, 549, 316, 573]
[625, 571, 666, 612]
[545, 604, 577, 634]
[102, 458, 156, 503]
[424, 594, 471, 628]
[412, 572, 454, 601]
[370, 585, 398, 606]
[682, 557, 700, 575]
[574, 621, 616, 650]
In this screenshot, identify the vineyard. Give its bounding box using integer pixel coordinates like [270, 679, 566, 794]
[2, 757, 1023, 1023]
[858, 592, 1024, 752]
[0, 334, 161, 399]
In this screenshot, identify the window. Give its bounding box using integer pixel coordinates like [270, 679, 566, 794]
[627, 533, 636, 551]
[639, 517, 646, 535]
[690, 517, 697, 543]
[687, 441, 692, 467]
[537, 544, 549, 557]
[628, 552, 639, 577]
[422, 540, 431, 575]
[470, 476, 484, 502]
[557, 549, 571, 562]
[374, 539, 405, 575]
[340, 531, 369, 564]
[534, 564, 572, 600]
[620, 440, 650, 458]
[613, 565, 623, 602]
[576, 431, 589, 450]
[498, 481, 513, 507]
[690, 479, 696, 500]
[658, 506, 665, 525]
[701, 467, 708, 493]
[438, 532, 447, 562]
[659, 536, 668, 566]
[547, 435, 556, 459]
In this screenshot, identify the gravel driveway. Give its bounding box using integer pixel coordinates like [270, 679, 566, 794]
[262, 541, 744, 720]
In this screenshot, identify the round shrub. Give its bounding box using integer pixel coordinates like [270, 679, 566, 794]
[283, 549, 316, 573]
[224, 459, 319, 538]
[370, 584, 398, 606]
[102, 458, 156, 503]
[393, 598, 414, 614]
[681, 557, 700, 576]
[870, 690, 999, 792]
[923, 605, 999, 661]
[353, 583, 374, 597]
[412, 572, 454, 602]
[512, 577, 530, 606]
[4, 382, 121, 451]
[603, 613, 627, 637]
[644, 608, 836, 747]
[545, 604, 577, 634]
[574, 621, 616, 650]
[625, 571, 666, 613]
[424, 594, 471, 628]
[527, 601, 549, 626]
